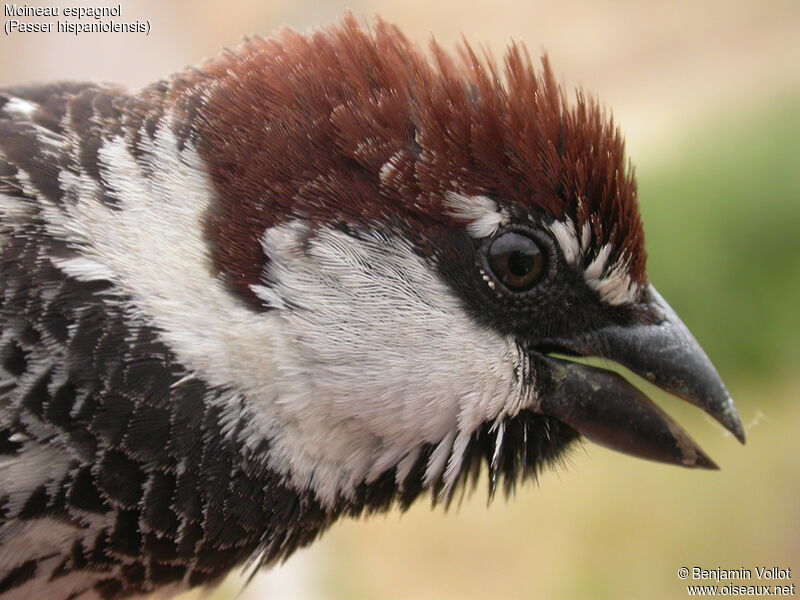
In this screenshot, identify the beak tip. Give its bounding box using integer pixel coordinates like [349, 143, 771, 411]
[717, 398, 746, 445]
[691, 452, 720, 470]
[731, 424, 746, 445]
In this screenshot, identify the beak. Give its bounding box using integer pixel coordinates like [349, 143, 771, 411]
[531, 285, 745, 469]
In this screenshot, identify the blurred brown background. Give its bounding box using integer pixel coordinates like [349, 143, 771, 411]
[3, 1, 798, 599]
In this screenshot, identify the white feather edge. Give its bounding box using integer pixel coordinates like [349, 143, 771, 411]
[3, 97, 38, 118]
[547, 221, 639, 306]
[443, 191, 509, 238]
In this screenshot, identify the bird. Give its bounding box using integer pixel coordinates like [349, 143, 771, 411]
[0, 14, 745, 600]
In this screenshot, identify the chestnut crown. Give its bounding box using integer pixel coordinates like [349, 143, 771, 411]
[168, 15, 645, 305]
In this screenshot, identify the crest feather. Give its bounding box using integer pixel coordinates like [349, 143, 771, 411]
[160, 14, 645, 304]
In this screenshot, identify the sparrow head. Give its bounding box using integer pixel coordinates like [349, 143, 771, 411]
[156, 16, 743, 509]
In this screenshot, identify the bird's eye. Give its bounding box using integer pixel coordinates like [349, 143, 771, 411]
[487, 231, 545, 292]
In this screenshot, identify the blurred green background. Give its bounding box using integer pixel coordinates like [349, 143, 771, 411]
[641, 95, 800, 381]
[3, 1, 797, 598]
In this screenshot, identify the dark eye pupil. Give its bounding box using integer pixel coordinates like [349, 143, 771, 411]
[507, 250, 534, 278]
[487, 232, 544, 292]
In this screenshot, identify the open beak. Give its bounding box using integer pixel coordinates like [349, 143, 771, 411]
[531, 285, 745, 469]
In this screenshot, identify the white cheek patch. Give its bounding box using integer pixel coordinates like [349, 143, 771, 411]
[254, 223, 530, 504]
[547, 219, 640, 306]
[443, 191, 509, 238]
